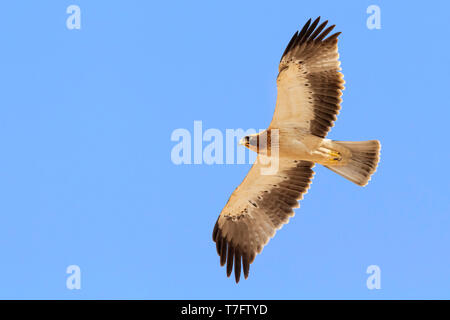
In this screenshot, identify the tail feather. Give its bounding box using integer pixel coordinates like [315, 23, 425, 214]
[325, 140, 381, 186]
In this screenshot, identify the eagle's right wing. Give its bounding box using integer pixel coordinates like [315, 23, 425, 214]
[212, 158, 314, 283]
[270, 17, 345, 138]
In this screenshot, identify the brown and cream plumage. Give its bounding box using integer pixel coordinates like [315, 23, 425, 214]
[212, 17, 381, 283]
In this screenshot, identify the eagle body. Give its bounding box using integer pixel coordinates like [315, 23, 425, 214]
[212, 17, 381, 283]
[246, 128, 351, 165]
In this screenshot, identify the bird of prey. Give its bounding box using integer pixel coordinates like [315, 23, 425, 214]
[212, 17, 381, 283]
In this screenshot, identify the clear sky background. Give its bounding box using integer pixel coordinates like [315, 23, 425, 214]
[0, 1, 449, 299]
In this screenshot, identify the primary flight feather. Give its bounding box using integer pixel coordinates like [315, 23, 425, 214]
[212, 17, 381, 283]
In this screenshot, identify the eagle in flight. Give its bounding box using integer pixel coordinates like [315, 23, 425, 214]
[212, 17, 380, 283]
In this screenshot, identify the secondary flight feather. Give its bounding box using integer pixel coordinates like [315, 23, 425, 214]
[212, 17, 381, 283]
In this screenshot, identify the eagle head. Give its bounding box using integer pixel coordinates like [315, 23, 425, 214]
[239, 133, 270, 154]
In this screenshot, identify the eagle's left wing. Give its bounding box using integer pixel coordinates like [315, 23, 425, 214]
[212, 158, 314, 283]
[270, 17, 344, 138]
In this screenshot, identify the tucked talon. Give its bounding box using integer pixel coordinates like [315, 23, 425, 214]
[329, 150, 342, 162]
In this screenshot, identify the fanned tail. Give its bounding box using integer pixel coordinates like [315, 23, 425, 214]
[325, 140, 381, 186]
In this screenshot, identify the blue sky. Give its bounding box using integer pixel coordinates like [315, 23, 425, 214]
[0, 1, 449, 299]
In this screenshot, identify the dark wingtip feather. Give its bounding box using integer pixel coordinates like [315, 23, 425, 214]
[325, 31, 342, 42]
[215, 235, 222, 255]
[315, 24, 336, 41]
[226, 245, 234, 277]
[280, 31, 298, 61]
[243, 254, 250, 279]
[212, 221, 219, 241]
[234, 248, 242, 283]
[220, 238, 227, 266]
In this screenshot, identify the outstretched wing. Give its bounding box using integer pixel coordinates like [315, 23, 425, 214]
[212, 158, 314, 283]
[270, 17, 345, 138]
